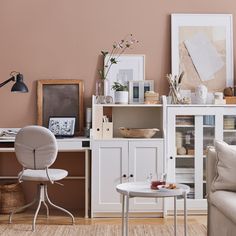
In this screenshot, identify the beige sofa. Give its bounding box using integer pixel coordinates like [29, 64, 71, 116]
[207, 146, 236, 236]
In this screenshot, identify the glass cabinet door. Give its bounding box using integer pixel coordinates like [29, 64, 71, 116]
[223, 115, 236, 145]
[175, 115, 215, 200]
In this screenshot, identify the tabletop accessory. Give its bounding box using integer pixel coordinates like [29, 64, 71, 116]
[119, 127, 159, 138]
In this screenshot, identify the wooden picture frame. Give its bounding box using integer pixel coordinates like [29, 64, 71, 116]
[37, 79, 84, 136]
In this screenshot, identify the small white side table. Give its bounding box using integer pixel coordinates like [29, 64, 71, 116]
[116, 182, 190, 236]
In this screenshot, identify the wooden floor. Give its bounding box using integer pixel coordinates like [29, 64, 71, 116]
[0, 211, 207, 226]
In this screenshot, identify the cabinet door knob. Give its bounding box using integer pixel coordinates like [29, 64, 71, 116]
[170, 156, 173, 159]
[122, 174, 127, 178]
[130, 174, 134, 178]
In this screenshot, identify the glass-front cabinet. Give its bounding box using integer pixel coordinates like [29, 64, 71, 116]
[166, 105, 236, 212]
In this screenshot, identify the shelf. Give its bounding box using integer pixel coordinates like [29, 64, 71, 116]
[203, 125, 215, 128]
[176, 125, 194, 128]
[94, 103, 163, 107]
[224, 129, 236, 132]
[176, 155, 194, 158]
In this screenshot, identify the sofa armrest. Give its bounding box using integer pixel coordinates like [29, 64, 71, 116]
[206, 146, 217, 195]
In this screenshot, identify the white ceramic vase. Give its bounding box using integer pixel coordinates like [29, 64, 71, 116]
[115, 91, 129, 104]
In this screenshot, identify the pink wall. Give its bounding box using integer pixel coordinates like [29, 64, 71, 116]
[0, 0, 235, 127]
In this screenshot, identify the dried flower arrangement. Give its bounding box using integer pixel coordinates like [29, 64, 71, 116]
[166, 72, 190, 104]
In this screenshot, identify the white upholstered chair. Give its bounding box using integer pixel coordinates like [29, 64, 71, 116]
[9, 125, 75, 231]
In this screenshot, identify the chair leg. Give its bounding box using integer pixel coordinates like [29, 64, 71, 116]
[32, 200, 42, 232]
[9, 198, 37, 224]
[44, 185, 75, 225]
[42, 201, 49, 218]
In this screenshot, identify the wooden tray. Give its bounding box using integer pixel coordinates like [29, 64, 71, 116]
[119, 127, 159, 138]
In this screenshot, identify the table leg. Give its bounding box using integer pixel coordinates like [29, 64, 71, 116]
[184, 192, 187, 236]
[125, 195, 129, 236]
[122, 195, 125, 236]
[174, 196, 177, 236]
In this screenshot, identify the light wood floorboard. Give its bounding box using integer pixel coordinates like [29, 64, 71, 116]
[0, 211, 207, 226]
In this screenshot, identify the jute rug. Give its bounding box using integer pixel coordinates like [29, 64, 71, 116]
[0, 224, 207, 236]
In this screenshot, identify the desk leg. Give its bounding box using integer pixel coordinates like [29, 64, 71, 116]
[125, 195, 129, 236]
[85, 149, 89, 218]
[184, 192, 187, 236]
[122, 195, 125, 236]
[174, 196, 177, 236]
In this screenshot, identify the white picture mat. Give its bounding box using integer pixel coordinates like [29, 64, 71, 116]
[171, 14, 233, 91]
[129, 80, 154, 103]
[104, 54, 145, 98]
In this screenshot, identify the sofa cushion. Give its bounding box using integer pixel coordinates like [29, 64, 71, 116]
[212, 140, 236, 192]
[210, 190, 236, 225]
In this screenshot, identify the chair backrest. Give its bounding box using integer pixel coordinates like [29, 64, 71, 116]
[15, 125, 58, 169]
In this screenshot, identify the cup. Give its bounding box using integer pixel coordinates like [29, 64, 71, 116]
[150, 173, 166, 190]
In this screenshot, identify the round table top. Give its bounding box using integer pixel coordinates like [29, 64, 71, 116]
[116, 182, 190, 198]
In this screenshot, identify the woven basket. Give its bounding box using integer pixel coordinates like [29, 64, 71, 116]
[0, 182, 25, 214]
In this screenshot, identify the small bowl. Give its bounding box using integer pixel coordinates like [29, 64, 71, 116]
[119, 127, 159, 138]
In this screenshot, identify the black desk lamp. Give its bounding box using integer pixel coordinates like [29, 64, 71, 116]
[0, 71, 29, 92]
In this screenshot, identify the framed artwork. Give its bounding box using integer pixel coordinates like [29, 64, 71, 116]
[37, 79, 84, 136]
[48, 117, 76, 137]
[104, 54, 145, 98]
[171, 14, 233, 92]
[129, 80, 154, 103]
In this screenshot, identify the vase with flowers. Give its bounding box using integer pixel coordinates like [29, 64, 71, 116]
[96, 34, 139, 102]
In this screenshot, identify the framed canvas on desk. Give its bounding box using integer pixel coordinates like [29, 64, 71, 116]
[37, 79, 84, 136]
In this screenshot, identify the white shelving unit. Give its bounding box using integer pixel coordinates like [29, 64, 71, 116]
[166, 103, 236, 213]
[91, 96, 166, 217]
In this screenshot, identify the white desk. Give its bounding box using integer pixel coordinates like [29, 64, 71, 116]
[0, 136, 91, 218]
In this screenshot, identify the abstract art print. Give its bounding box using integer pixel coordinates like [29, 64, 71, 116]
[48, 117, 76, 137]
[171, 14, 233, 92]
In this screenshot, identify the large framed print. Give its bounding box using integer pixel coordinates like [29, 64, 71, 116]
[37, 79, 84, 136]
[171, 14, 233, 92]
[104, 54, 145, 98]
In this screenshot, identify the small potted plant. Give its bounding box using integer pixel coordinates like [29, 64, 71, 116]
[112, 82, 129, 104]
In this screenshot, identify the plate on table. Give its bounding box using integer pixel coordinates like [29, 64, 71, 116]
[157, 183, 177, 191]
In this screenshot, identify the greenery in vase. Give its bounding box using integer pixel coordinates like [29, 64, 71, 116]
[99, 34, 139, 81]
[111, 82, 128, 91]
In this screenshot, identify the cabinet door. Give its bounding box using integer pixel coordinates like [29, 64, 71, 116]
[91, 140, 128, 215]
[129, 140, 164, 212]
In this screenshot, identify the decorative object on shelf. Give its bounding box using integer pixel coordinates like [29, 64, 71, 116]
[166, 72, 186, 104]
[144, 91, 160, 104]
[224, 87, 236, 104]
[214, 92, 226, 104]
[37, 80, 84, 136]
[129, 80, 154, 104]
[119, 127, 159, 138]
[112, 81, 129, 104]
[224, 87, 234, 96]
[48, 117, 76, 137]
[171, 14, 233, 92]
[96, 34, 139, 98]
[195, 84, 208, 104]
[0, 71, 28, 93]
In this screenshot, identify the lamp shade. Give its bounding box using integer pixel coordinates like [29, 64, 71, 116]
[11, 74, 29, 93]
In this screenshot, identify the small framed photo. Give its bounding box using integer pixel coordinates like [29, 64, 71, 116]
[129, 80, 154, 103]
[48, 117, 76, 137]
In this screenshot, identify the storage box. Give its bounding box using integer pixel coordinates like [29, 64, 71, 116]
[225, 96, 236, 104]
[102, 122, 113, 139]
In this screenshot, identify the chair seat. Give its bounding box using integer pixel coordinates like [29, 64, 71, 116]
[19, 169, 68, 181]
